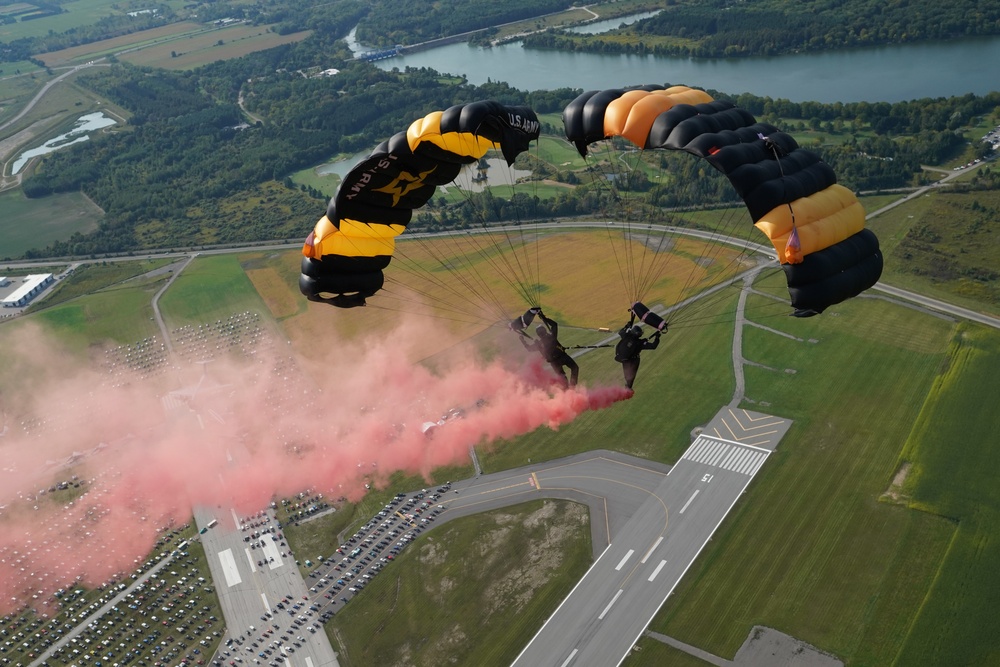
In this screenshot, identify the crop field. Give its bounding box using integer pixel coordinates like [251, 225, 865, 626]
[0, 0, 187, 42]
[891, 326, 1000, 666]
[35, 21, 206, 67]
[118, 25, 313, 70]
[0, 190, 103, 259]
[2, 226, 999, 665]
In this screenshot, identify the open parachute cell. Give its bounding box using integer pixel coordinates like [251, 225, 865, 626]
[562, 84, 883, 317]
[300, 100, 541, 309]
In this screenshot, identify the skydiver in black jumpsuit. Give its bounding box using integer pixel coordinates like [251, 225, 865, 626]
[519, 311, 579, 388]
[615, 314, 661, 390]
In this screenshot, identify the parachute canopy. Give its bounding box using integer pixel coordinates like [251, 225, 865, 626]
[562, 85, 883, 316]
[300, 101, 541, 308]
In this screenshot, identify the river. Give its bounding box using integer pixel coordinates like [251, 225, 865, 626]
[366, 29, 1000, 104]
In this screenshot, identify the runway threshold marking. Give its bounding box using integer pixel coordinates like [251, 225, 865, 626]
[598, 589, 624, 620]
[615, 549, 634, 571]
[679, 489, 700, 514]
[245, 549, 256, 572]
[559, 649, 578, 667]
[641, 536, 663, 564]
[648, 559, 667, 582]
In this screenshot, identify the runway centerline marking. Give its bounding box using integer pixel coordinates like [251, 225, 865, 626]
[598, 589, 624, 620]
[615, 549, 634, 571]
[641, 536, 663, 564]
[559, 649, 578, 667]
[679, 489, 700, 514]
[648, 559, 667, 582]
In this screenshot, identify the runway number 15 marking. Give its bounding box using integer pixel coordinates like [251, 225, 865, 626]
[702, 473, 714, 483]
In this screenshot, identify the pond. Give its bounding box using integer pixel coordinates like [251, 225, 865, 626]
[13, 111, 117, 175]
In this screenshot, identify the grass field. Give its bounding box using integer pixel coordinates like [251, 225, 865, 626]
[3, 227, 1000, 665]
[329, 499, 593, 667]
[155, 253, 272, 330]
[27, 272, 167, 350]
[864, 188, 1000, 316]
[0, 0, 124, 41]
[0, 190, 103, 259]
[648, 293, 960, 666]
[890, 325, 1000, 666]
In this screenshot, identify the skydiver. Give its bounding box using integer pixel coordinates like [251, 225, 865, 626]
[614, 313, 662, 390]
[518, 310, 579, 388]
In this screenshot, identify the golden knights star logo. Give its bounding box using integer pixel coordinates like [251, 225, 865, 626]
[373, 168, 436, 205]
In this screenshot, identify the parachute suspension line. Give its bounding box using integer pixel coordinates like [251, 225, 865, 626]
[580, 150, 642, 308]
[362, 287, 495, 326]
[763, 133, 800, 263]
[666, 205, 758, 326]
[391, 142, 543, 321]
[387, 245, 508, 323]
[377, 247, 506, 323]
[446, 144, 545, 310]
[391, 229, 520, 324]
[468, 157, 544, 308]
[668, 208, 772, 325]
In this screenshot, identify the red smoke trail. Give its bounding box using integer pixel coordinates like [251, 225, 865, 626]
[0, 320, 630, 614]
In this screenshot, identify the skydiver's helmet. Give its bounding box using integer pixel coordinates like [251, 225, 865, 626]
[630, 325, 643, 337]
[536, 325, 547, 337]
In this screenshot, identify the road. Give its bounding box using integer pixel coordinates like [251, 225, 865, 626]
[0, 62, 102, 136]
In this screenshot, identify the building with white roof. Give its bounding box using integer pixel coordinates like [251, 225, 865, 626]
[2, 273, 54, 307]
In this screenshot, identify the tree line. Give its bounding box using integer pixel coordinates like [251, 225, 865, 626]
[522, 0, 1000, 58]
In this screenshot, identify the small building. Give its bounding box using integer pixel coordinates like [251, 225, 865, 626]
[2, 273, 54, 308]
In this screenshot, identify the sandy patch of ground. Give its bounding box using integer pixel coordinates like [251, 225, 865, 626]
[880, 461, 911, 504]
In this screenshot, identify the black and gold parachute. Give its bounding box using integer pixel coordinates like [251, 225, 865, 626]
[300, 101, 540, 308]
[562, 85, 883, 316]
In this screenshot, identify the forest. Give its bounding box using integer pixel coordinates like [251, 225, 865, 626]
[522, 0, 1000, 58]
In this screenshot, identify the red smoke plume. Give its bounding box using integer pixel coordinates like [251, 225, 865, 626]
[0, 320, 630, 614]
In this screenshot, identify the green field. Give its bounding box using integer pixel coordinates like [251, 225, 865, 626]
[0, 190, 103, 259]
[155, 253, 272, 330]
[329, 499, 594, 667]
[2, 227, 1000, 665]
[0, 0, 192, 42]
